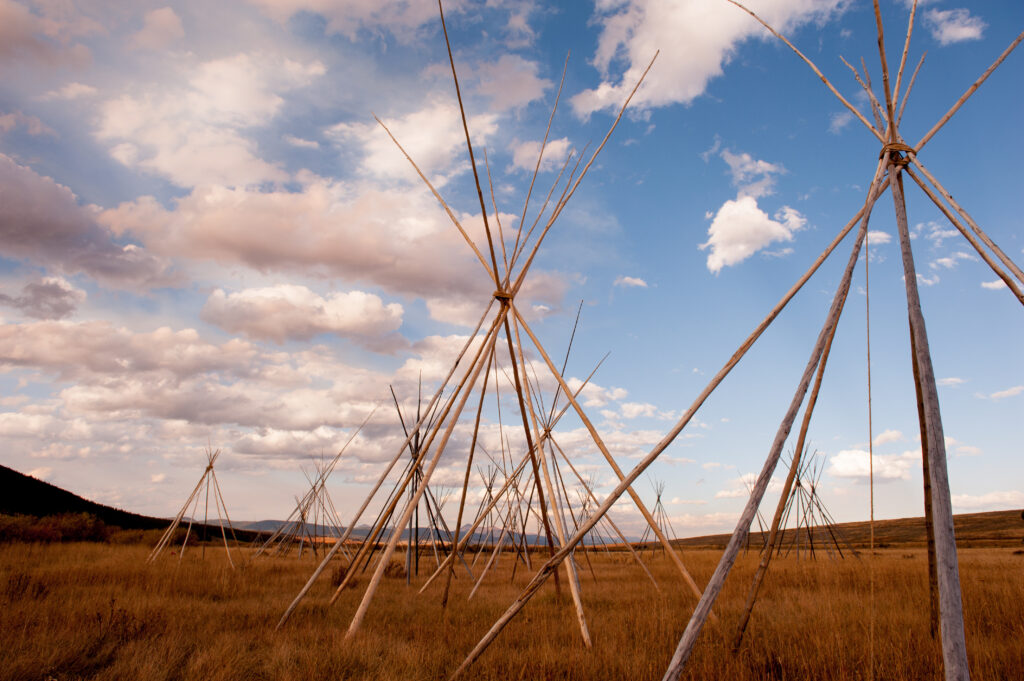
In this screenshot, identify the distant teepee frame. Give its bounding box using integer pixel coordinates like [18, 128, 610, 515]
[147, 447, 238, 568]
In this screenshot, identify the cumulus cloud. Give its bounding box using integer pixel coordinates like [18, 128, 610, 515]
[951, 490, 1023, 511]
[201, 285, 403, 344]
[96, 52, 325, 187]
[827, 448, 919, 481]
[988, 385, 1023, 401]
[245, 0, 466, 42]
[328, 99, 497, 185]
[0, 111, 56, 137]
[700, 196, 805, 273]
[570, 0, 845, 117]
[0, 0, 97, 66]
[509, 136, 572, 173]
[0, 277, 86, 319]
[0, 154, 176, 289]
[980, 280, 1007, 290]
[39, 82, 98, 100]
[930, 251, 976, 270]
[926, 9, 985, 45]
[565, 378, 628, 408]
[613, 275, 647, 288]
[476, 55, 551, 111]
[721, 150, 784, 199]
[128, 7, 184, 51]
[99, 179, 567, 323]
[866, 231, 891, 245]
[872, 429, 903, 446]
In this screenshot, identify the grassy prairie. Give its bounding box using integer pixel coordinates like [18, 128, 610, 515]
[1, 542, 1022, 681]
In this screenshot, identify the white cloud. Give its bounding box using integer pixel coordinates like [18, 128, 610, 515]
[99, 181, 567, 323]
[476, 55, 551, 111]
[150, 473, 166, 483]
[938, 377, 965, 387]
[866, 231, 891, 245]
[565, 378, 628, 408]
[720, 150, 784, 199]
[981, 280, 1007, 290]
[954, 445, 981, 457]
[930, 251, 976, 270]
[989, 385, 1023, 401]
[700, 196, 805, 273]
[128, 7, 185, 51]
[96, 53, 325, 188]
[283, 134, 319, 149]
[620, 402, 657, 419]
[916, 273, 940, 287]
[613, 275, 648, 288]
[39, 83, 98, 101]
[951, 490, 1023, 511]
[926, 9, 985, 46]
[828, 111, 853, 134]
[0, 111, 56, 137]
[827, 448, 919, 481]
[571, 0, 845, 117]
[201, 285, 404, 345]
[328, 99, 497, 185]
[509, 137, 571, 173]
[872, 429, 903, 446]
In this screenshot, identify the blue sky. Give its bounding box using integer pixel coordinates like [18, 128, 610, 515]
[0, 0, 1021, 537]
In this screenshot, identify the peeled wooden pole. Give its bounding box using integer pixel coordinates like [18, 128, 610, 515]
[550, 436, 659, 589]
[910, 319, 941, 640]
[888, 164, 969, 681]
[906, 155, 1024, 286]
[276, 303, 492, 629]
[332, 313, 506, 601]
[512, 314, 592, 646]
[914, 28, 1024, 153]
[418, 367, 603, 594]
[512, 305, 708, 608]
[441, 348, 495, 607]
[727, 0, 884, 144]
[660, 169, 880, 681]
[449, 174, 887, 679]
[345, 315, 504, 639]
[903, 165, 1024, 306]
[731, 219, 856, 647]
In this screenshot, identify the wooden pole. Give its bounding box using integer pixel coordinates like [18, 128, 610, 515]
[659, 167, 879, 681]
[910, 318, 941, 640]
[449, 172, 888, 679]
[512, 304, 709, 608]
[345, 314, 504, 639]
[903, 165, 1024, 305]
[731, 238, 853, 648]
[888, 163, 969, 680]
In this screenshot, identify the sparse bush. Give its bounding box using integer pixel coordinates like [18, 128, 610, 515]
[0, 513, 110, 543]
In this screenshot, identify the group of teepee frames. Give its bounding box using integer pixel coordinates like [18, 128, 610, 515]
[150, 2, 1020, 680]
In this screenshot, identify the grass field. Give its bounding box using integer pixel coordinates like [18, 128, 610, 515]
[2, 540, 1022, 681]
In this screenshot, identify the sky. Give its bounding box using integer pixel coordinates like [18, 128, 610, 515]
[0, 0, 1021, 539]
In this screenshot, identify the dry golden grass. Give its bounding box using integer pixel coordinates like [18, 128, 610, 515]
[1, 542, 1022, 681]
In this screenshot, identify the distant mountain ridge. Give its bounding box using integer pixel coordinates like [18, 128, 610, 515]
[3, 463, 1021, 548]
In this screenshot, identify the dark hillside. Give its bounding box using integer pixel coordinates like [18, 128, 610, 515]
[0, 464, 268, 541]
